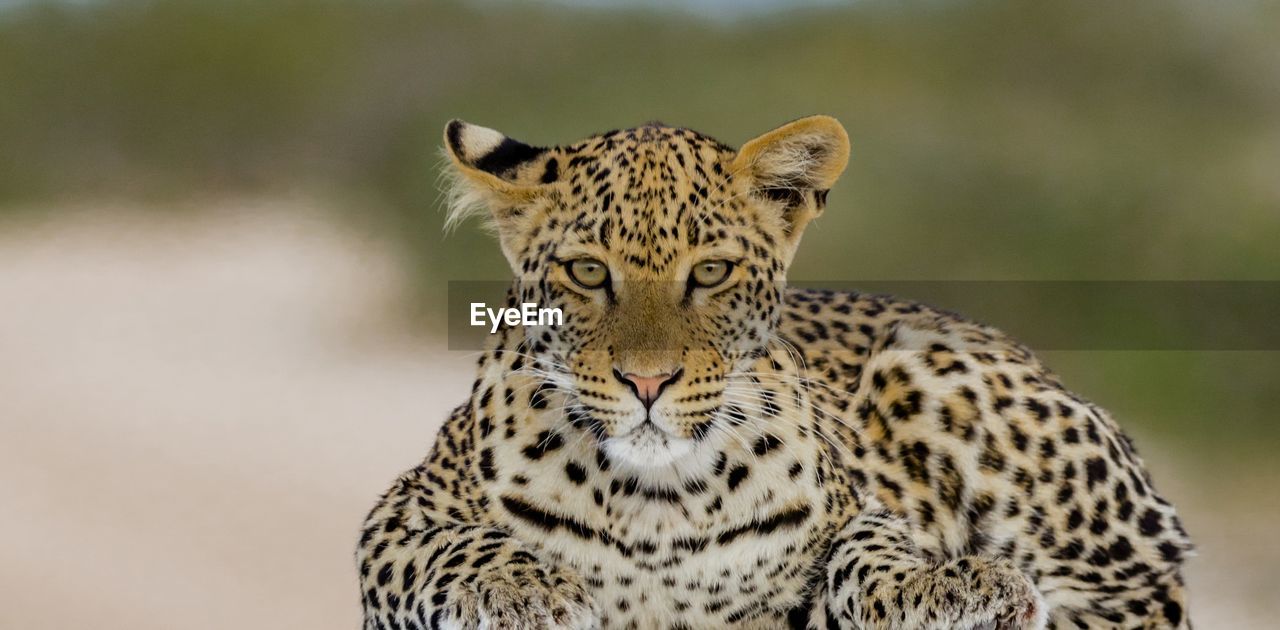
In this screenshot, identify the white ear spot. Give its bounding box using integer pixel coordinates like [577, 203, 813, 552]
[456, 124, 506, 164]
[441, 120, 548, 233]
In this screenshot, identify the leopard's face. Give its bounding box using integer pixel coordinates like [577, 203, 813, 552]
[445, 118, 849, 468]
[517, 136, 786, 467]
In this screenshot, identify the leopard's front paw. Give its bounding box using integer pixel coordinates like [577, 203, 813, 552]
[450, 562, 598, 630]
[927, 556, 1046, 630]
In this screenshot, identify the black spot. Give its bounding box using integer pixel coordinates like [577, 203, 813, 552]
[445, 120, 466, 157]
[541, 157, 559, 183]
[871, 371, 887, 390]
[522, 430, 564, 460]
[530, 384, 552, 409]
[715, 505, 811, 545]
[565, 461, 587, 485]
[1011, 427, 1029, 452]
[479, 447, 497, 481]
[471, 552, 497, 569]
[691, 420, 714, 441]
[727, 464, 750, 491]
[674, 536, 709, 553]
[712, 451, 727, 476]
[500, 495, 604, 542]
[752, 434, 783, 457]
[1110, 537, 1134, 562]
[1138, 509, 1164, 537]
[1085, 457, 1108, 491]
[473, 137, 546, 178]
[1064, 427, 1080, 444]
[1066, 509, 1084, 530]
[1025, 398, 1052, 421]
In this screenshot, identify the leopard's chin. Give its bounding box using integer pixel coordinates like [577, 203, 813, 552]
[602, 421, 694, 469]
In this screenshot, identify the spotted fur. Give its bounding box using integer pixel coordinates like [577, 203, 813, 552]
[356, 117, 1192, 629]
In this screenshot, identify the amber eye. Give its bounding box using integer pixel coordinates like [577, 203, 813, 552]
[690, 260, 735, 288]
[566, 258, 609, 289]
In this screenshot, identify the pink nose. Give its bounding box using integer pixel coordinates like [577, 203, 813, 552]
[614, 369, 681, 410]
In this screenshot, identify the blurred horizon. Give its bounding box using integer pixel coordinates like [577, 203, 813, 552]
[4, 0, 1278, 274]
[0, 0, 843, 17]
[1, 1, 1278, 627]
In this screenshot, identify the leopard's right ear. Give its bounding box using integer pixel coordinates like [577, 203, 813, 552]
[442, 120, 559, 232]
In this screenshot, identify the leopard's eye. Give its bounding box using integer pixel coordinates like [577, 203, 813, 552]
[566, 258, 609, 289]
[690, 260, 735, 288]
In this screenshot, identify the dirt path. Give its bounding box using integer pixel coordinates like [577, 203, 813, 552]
[0, 202, 1270, 628]
[0, 201, 473, 629]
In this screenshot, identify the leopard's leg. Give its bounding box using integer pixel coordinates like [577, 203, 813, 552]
[356, 410, 598, 630]
[1046, 569, 1191, 630]
[813, 507, 1046, 630]
[357, 498, 594, 630]
[1140, 571, 1192, 629]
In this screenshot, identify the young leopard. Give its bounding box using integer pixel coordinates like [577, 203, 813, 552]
[356, 117, 1192, 629]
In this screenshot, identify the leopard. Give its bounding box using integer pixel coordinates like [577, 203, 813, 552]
[355, 116, 1193, 629]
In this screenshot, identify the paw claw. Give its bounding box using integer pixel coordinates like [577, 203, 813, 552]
[940, 557, 1046, 630]
[471, 565, 598, 630]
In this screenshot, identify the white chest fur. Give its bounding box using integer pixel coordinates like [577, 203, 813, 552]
[484, 412, 829, 626]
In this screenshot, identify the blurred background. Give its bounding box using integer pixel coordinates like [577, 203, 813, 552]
[1, 0, 1277, 627]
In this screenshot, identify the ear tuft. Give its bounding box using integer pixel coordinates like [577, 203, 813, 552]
[734, 115, 850, 197]
[733, 116, 850, 261]
[446, 119, 546, 179]
[441, 120, 552, 231]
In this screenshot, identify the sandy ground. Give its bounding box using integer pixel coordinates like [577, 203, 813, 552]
[0, 201, 1273, 629]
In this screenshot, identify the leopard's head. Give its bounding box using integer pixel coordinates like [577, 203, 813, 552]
[444, 117, 849, 469]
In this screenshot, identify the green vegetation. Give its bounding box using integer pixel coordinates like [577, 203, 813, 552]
[1, 0, 1277, 455]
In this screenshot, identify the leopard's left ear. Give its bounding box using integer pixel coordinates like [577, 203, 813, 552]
[733, 116, 850, 258]
[442, 119, 559, 231]
[442, 120, 562, 267]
